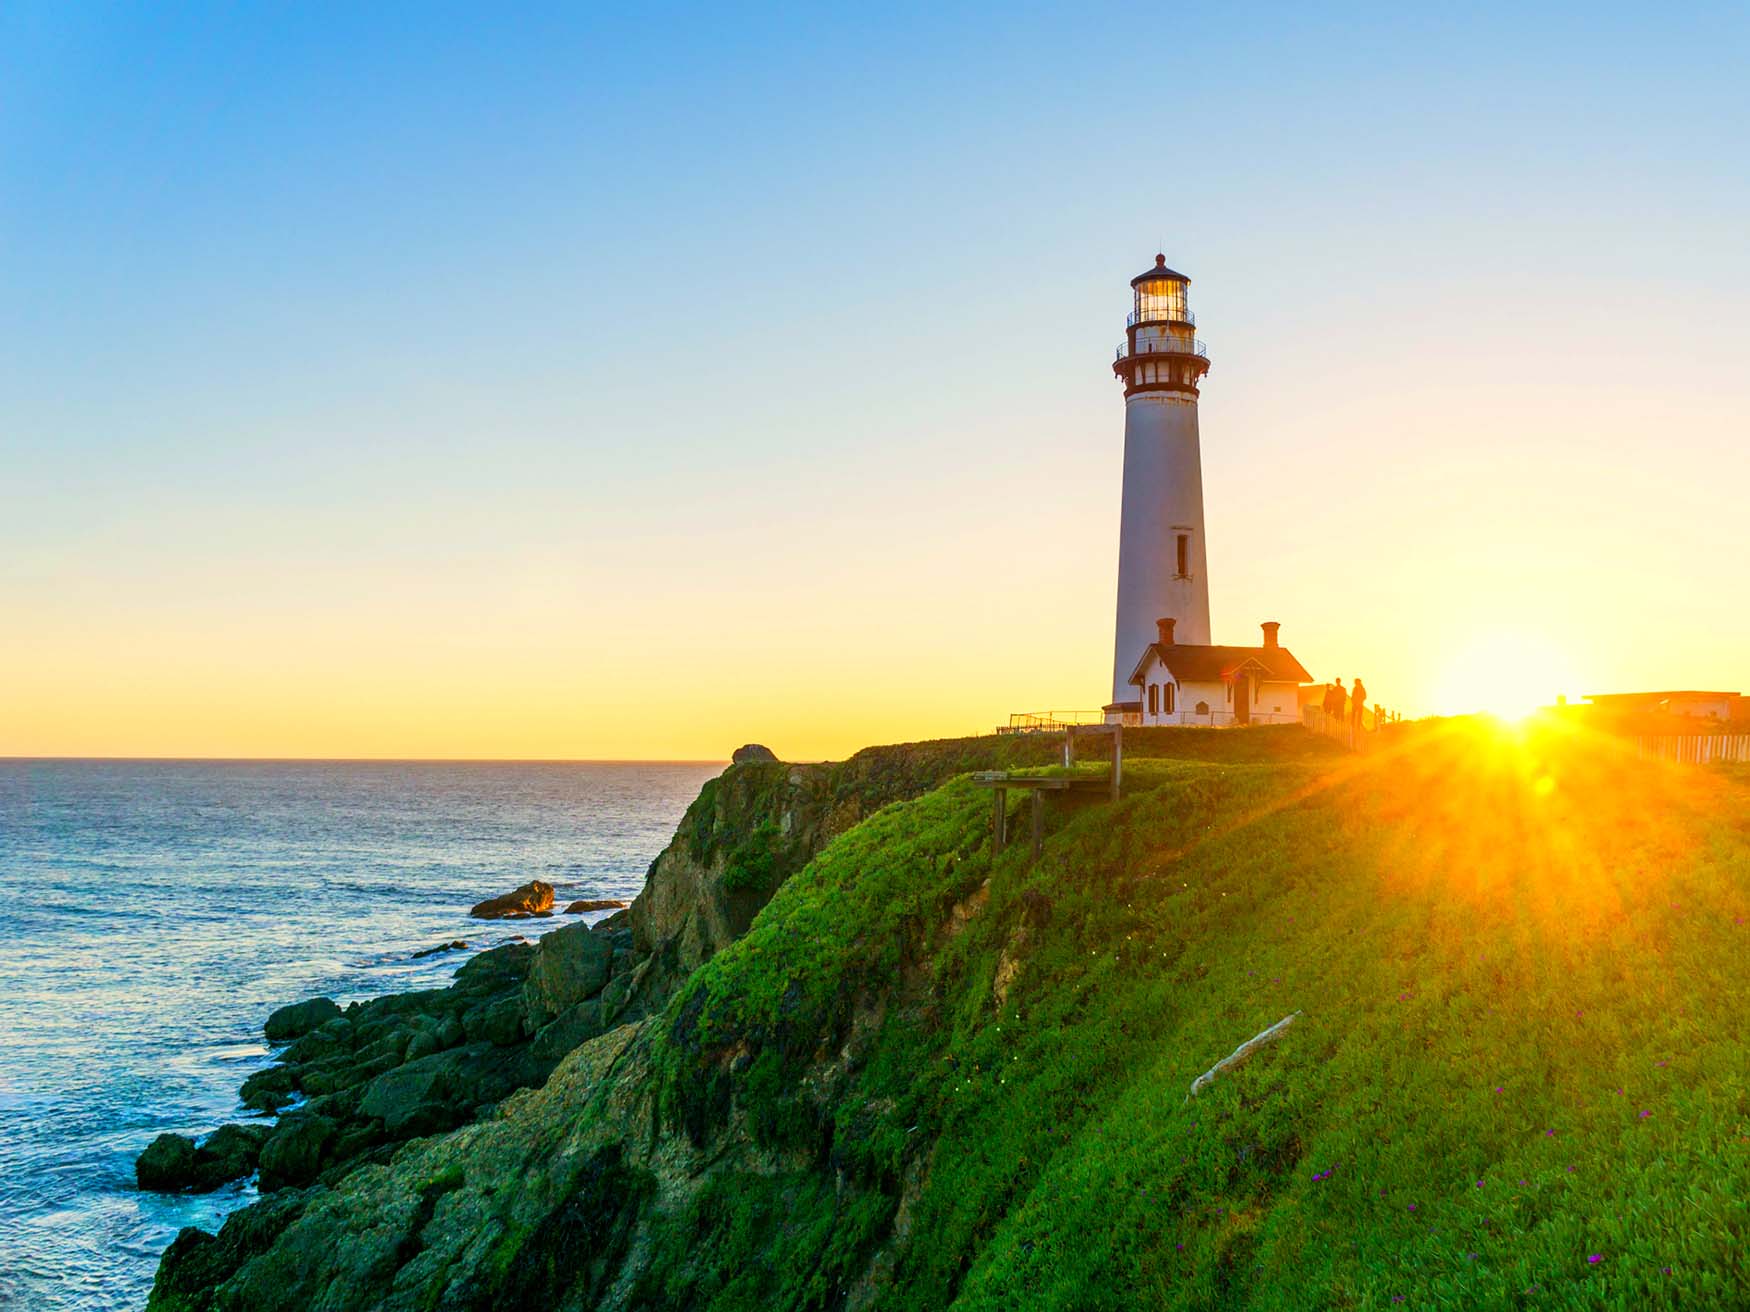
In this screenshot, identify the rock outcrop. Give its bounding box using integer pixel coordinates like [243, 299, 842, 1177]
[522, 922, 614, 1023]
[137, 1123, 272, 1193]
[410, 939, 467, 958]
[468, 880, 554, 919]
[562, 898, 628, 913]
[202, 916, 639, 1198]
[622, 734, 1063, 1008]
[731, 743, 779, 764]
[262, 997, 340, 1042]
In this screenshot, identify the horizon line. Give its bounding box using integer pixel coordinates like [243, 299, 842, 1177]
[0, 754, 737, 766]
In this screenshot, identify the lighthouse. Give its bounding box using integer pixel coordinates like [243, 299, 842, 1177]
[1105, 254, 1213, 716]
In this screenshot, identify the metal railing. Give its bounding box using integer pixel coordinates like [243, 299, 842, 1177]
[1128, 307, 1195, 328]
[997, 710, 1112, 735]
[1115, 338, 1208, 361]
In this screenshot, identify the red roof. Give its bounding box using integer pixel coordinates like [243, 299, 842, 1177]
[1129, 643, 1313, 687]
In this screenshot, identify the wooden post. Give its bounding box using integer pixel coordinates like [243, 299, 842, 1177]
[1063, 727, 1076, 768]
[1030, 788, 1044, 862]
[1111, 724, 1123, 801]
[991, 787, 1006, 853]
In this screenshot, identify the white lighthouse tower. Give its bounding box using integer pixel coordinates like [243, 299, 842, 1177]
[1105, 254, 1213, 716]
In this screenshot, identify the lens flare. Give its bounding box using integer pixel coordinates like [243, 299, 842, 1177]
[1431, 629, 1578, 723]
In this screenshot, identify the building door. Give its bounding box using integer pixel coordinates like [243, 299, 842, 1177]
[1234, 675, 1251, 725]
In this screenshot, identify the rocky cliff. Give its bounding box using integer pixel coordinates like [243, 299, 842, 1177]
[144, 733, 1074, 1296]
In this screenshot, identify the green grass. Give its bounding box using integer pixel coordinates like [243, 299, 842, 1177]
[639, 720, 1750, 1310]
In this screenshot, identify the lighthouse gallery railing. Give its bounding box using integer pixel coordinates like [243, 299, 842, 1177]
[1115, 339, 1208, 361]
[1127, 307, 1196, 328]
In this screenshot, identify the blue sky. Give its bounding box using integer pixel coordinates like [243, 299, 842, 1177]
[3, 3, 1747, 756]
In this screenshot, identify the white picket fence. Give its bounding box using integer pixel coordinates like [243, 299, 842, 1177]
[1636, 734, 1750, 765]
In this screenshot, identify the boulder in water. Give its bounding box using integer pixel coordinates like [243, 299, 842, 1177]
[136, 1133, 198, 1191]
[136, 1123, 272, 1193]
[412, 939, 468, 958]
[263, 997, 341, 1042]
[193, 1123, 272, 1189]
[469, 880, 555, 919]
[563, 898, 629, 914]
[239, 1065, 297, 1114]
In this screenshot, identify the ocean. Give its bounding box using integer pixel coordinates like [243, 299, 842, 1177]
[0, 759, 721, 1312]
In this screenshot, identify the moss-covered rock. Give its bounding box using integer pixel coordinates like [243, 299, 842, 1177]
[521, 921, 613, 1023]
[257, 1114, 336, 1191]
[262, 997, 340, 1042]
[530, 1000, 604, 1061]
[136, 1133, 199, 1192]
[138, 1124, 273, 1194]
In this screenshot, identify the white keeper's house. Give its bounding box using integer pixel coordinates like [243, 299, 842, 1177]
[1127, 617, 1312, 727]
[1102, 253, 1315, 728]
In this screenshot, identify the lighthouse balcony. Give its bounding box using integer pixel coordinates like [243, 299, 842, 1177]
[1115, 339, 1207, 362]
[1126, 306, 1195, 329]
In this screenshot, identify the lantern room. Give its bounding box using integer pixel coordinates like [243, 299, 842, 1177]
[1130, 254, 1192, 326]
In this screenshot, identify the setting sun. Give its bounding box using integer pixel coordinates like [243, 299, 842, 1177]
[1431, 628, 1579, 723]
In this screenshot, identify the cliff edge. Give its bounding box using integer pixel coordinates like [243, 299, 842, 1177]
[150, 724, 1750, 1309]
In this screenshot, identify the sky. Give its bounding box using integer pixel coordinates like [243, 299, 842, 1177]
[2, 2, 1747, 760]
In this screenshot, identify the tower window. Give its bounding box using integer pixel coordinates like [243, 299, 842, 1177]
[1176, 534, 1188, 578]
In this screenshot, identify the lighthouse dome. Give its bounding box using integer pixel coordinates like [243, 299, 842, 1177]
[1130, 253, 1190, 287]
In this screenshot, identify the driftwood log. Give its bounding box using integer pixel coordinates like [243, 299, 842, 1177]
[1185, 1011, 1301, 1103]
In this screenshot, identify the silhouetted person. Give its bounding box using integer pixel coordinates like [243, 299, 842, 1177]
[1325, 679, 1345, 724]
[1350, 677, 1368, 745]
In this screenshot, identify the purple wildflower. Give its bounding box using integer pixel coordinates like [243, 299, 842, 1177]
[1588, 1254, 1603, 1264]
[1639, 1109, 1653, 1119]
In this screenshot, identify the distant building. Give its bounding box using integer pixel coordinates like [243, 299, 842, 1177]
[1583, 691, 1745, 725]
[1126, 619, 1311, 727]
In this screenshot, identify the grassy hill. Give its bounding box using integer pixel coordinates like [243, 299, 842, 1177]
[152, 720, 1750, 1311]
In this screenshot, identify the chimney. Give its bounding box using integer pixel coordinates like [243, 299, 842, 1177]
[1261, 621, 1280, 650]
[1155, 617, 1176, 646]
